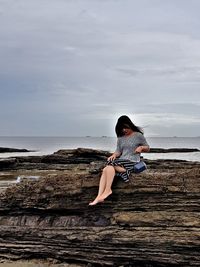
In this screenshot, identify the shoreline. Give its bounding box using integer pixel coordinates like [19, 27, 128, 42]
[0, 148, 199, 194]
[0, 147, 200, 162]
[0, 146, 199, 154]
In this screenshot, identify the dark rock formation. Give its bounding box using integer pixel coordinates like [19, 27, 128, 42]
[0, 148, 199, 266]
[150, 148, 200, 153]
[0, 158, 17, 169]
[0, 147, 199, 172]
[0, 147, 33, 153]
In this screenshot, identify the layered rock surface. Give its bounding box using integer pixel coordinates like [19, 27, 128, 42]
[0, 148, 200, 266]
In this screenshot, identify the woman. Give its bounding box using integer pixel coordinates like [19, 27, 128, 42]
[89, 115, 150, 206]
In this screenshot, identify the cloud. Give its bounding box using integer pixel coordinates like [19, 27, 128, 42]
[136, 112, 200, 125]
[115, 65, 200, 79]
[0, 0, 200, 136]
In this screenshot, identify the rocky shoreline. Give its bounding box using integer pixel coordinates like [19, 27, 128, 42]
[0, 146, 199, 154]
[149, 147, 200, 153]
[0, 148, 200, 266]
[0, 147, 34, 153]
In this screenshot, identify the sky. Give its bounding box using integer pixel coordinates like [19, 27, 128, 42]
[0, 0, 200, 137]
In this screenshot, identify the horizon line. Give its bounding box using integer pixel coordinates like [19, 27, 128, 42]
[0, 135, 199, 138]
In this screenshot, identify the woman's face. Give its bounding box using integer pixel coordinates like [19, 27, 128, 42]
[122, 125, 133, 136]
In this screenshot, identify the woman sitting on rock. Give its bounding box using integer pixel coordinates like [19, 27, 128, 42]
[89, 115, 150, 206]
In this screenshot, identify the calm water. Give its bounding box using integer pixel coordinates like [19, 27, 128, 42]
[0, 136, 200, 162]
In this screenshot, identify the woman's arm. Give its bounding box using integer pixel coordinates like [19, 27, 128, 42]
[107, 151, 121, 161]
[135, 145, 150, 153]
[107, 138, 122, 161]
[135, 133, 150, 153]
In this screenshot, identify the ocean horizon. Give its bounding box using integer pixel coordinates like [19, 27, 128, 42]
[0, 136, 200, 162]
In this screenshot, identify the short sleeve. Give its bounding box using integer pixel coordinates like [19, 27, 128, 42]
[115, 138, 122, 153]
[138, 133, 149, 146]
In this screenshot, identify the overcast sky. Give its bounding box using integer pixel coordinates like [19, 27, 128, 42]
[0, 0, 200, 137]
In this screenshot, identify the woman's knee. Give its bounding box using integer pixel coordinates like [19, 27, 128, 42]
[103, 165, 115, 173]
[114, 166, 126, 173]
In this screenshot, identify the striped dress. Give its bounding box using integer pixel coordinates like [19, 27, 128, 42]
[106, 132, 149, 182]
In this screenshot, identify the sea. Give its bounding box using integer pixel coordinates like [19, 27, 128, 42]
[0, 136, 200, 162]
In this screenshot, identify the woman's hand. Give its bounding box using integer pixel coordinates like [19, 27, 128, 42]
[107, 154, 116, 161]
[135, 145, 150, 153]
[135, 146, 143, 154]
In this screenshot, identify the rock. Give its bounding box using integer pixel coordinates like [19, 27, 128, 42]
[0, 147, 34, 153]
[0, 148, 109, 171]
[41, 148, 109, 164]
[0, 158, 16, 169]
[150, 148, 200, 153]
[1, 147, 199, 172]
[0, 148, 199, 266]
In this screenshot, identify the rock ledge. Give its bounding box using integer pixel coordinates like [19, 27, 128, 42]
[0, 148, 199, 266]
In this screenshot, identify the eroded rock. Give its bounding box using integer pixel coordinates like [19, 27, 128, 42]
[0, 148, 199, 266]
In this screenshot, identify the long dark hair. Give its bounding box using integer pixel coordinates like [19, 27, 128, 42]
[115, 115, 143, 137]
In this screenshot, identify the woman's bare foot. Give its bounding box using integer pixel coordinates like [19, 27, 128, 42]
[88, 197, 104, 206]
[98, 190, 112, 201]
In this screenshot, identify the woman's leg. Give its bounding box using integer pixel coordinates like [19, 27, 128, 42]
[96, 167, 107, 197]
[98, 166, 116, 200]
[89, 166, 115, 205]
[89, 165, 127, 205]
[99, 165, 126, 201]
